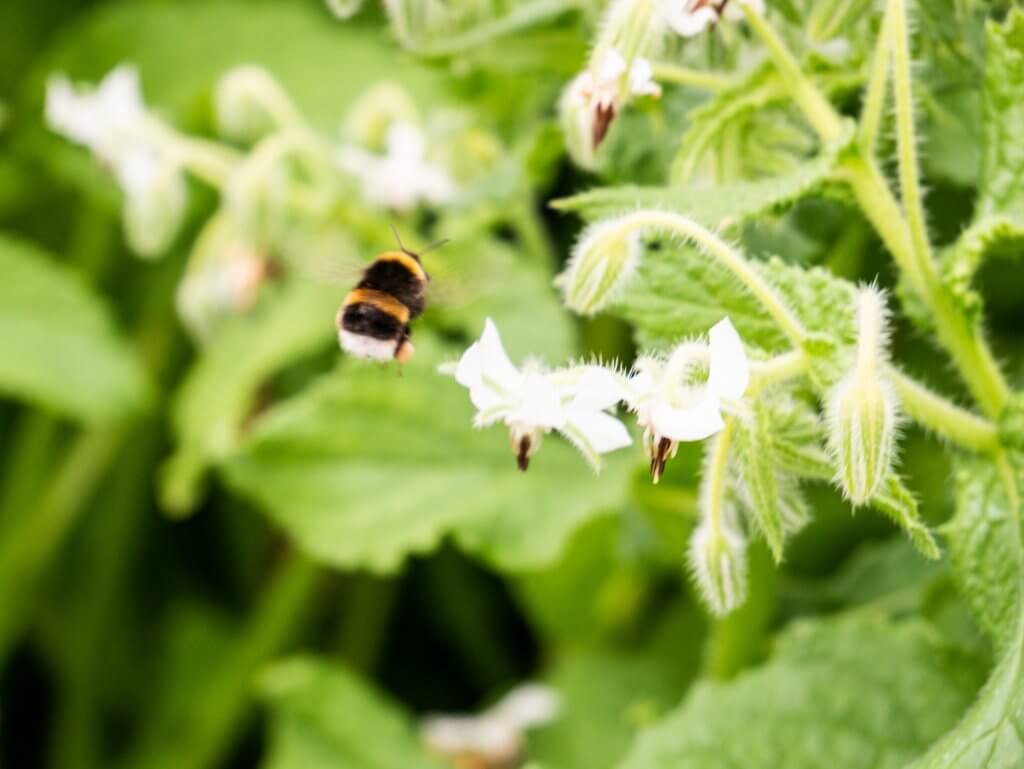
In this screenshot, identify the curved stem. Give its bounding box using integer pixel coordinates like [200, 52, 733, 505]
[651, 62, 735, 91]
[888, 368, 1000, 453]
[706, 418, 737, 535]
[889, 0, 933, 275]
[859, 3, 893, 153]
[614, 210, 806, 345]
[741, 6, 844, 142]
[749, 350, 807, 395]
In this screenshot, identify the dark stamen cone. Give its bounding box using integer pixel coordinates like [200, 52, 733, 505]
[592, 103, 616, 148]
[651, 437, 673, 484]
[517, 436, 532, 472]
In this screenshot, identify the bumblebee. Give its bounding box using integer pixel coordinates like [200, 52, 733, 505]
[337, 229, 445, 363]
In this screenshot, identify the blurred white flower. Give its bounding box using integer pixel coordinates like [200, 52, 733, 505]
[626, 317, 750, 481]
[447, 319, 631, 471]
[336, 121, 455, 211]
[659, 0, 764, 38]
[422, 684, 560, 767]
[567, 48, 662, 151]
[45, 65, 188, 257]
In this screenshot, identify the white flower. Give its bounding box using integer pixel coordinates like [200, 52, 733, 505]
[449, 319, 631, 471]
[336, 120, 455, 211]
[565, 48, 662, 157]
[626, 317, 749, 481]
[421, 684, 560, 767]
[659, 0, 763, 37]
[45, 65, 188, 257]
[45, 65, 146, 164]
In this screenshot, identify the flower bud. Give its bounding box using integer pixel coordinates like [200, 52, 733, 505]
[557, 218, 642, 315]
[828, 288, 898, 505]
[214, 66, 297, 143]
[325, 0, 364, 20]
[343, 82, 419, 149]
[118, 150, 187, 258]
[689, 519, 748, 615]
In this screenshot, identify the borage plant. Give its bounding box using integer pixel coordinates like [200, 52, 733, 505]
[3, 1, 1024, 768]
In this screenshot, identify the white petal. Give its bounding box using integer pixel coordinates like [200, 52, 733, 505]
[386, 121, 427, 164]
[565, 408, 632, 453]
[455, 342, 506, 413]
[707, 317, 749, 400]
[478, 319, 522, 391]
[596, 48, 627, 83]
[487, 685, 560, 730]
[660, 3, 717, 37]
[651, 396, 725, 442]
[628, 58, 661, 98]
[510, 374, 564, 429]
[569, 367, 628, 411]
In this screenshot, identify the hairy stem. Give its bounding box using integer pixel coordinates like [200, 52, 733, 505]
[741, 6, 844, 142]
[613, 210, 806, 345]
[888, 0, 933, 275]
[749, 350, 807, 395]
[888, 369, 1000, 453]
[651, 62, 735, 91]
[859, 3, 894, 153]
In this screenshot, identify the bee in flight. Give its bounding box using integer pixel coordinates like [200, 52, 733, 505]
[337, 227, 446, 363]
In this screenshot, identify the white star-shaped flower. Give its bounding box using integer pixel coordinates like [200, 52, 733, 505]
[626, 317, 749, 481]
[336, 120, 455, 211]
[45, 65, 147, 165]
[449, 319, 632, 471]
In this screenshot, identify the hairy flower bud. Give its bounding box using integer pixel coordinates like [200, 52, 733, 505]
[119, 152, 187, 258]
[558, 218, 642, 315]
[215, 66, 298, 143]
[828, 288, 898, 504]
[689, 519, 748, 615]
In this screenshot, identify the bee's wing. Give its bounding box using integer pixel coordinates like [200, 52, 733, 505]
[283, 240, 366, 287]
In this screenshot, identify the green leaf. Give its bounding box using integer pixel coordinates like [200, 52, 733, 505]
[736, 403, 784, 562]
[977, 9, 1024, 221]
[530, 649, 696, 769]
[616, 615, 983, 769]
[613, 250, 856, 355]
[870, 476, 940, 561]
[259, 656, 442, 769]
[160, 279, 339, 515]
[904, 454, 1024, 769]
[222, 343, 634, 573]
[383, 0, 577, 58]
[553, 146, 844, 230]
[0, 234, 149, 422]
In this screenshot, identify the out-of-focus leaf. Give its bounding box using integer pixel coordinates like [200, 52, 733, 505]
[30, 2, 449, 132]
[617, 614, 984, 769]
[382, 0, 577, 57]
[222, 341, 635, 573]
[905, 455, 1024, 769]
[529, 649, 695, 769]
[259, 656, 443, 769]
[0, 233, 148, 421]
[160, 279, 339, 515]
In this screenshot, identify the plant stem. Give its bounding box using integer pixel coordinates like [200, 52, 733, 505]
[746, 6, 1010, 418]
[888, 0, 933, 276]
[615, 210, 806, 345]
[706, 418, 736, 536]
[888, 368, 1000, 453]
[131, 551, 320, 769]
[858, 3, 893, 153]
[741, 6, 844, 142]
[749, 350, 807, 395]
[0, 429, 124, 663]
[651, 62, 735, 91]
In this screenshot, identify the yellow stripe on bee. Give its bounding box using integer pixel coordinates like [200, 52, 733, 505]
[344, 288, 411, 324]
[376, 250, 427, 282]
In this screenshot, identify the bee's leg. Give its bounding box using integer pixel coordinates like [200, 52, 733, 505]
[394, 326, 415, 367]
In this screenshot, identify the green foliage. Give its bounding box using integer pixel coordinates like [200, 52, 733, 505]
[260, 656, 444, 769]
[223, 344, 634, 572]
[617, 615, 984, 769]
[0, 234, 149, 422]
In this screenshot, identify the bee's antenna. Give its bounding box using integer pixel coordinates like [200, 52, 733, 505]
[418, 237, 449, 256]
[390, 224, 412, 256]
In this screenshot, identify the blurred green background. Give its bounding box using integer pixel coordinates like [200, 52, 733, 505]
[0, 1, 1018, 769]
